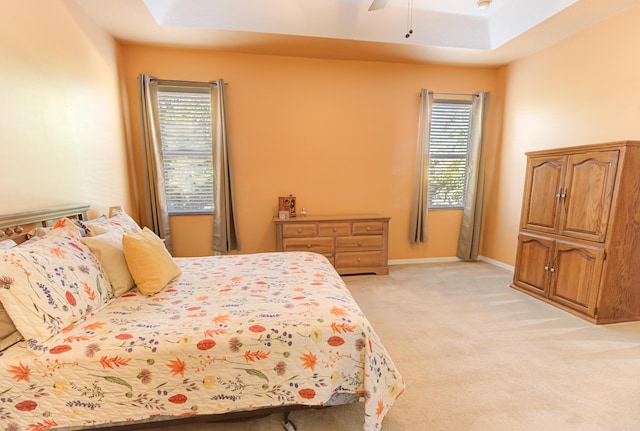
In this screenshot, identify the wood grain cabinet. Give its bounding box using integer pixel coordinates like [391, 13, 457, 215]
[511, 141, 640, 324]
[274, 215, 390, 275]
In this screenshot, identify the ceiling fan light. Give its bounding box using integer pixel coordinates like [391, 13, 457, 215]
[476, 0, 492, 10]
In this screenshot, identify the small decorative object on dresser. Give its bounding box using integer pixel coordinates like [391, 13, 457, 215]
[278, 195, 296, 218]
[511, 140, 640, 324]
[274, 214, 390, 275]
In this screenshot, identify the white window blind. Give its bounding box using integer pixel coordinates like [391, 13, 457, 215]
[157, 86, 214, 215]
[427, 100, 472, 208]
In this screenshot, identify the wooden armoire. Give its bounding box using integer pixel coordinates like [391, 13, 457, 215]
[511, 141, 640, 324]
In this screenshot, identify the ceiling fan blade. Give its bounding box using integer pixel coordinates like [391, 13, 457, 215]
[368, 0, 390, 11]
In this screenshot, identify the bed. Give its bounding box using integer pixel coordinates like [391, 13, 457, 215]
[0, 205, 404, 431]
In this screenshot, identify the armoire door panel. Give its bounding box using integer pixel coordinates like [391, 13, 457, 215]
[521, 156, 565, 234]
[560, 151, 618, 242]
[513, 233, 554, 296]
[549, 241, 604, 316]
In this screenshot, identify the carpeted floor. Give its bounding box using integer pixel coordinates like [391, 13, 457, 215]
[142, 261, 640, 431]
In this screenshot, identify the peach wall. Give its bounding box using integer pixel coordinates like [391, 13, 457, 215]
[0, 0, 135, 218]
[119, 46, 500, 258]
[482, 3, 640, 266]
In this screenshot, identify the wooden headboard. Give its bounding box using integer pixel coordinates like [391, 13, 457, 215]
[0, 204, 90, 243]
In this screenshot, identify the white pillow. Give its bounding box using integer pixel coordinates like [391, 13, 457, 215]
[81, 231, 135, 297]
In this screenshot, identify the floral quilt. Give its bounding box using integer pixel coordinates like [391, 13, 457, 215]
[0, 252, 404, 430]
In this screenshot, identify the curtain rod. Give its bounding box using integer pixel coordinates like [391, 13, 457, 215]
[430, 91, 477, 97]
[149, 78, 227, 86]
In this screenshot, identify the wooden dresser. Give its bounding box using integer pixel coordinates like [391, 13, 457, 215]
[274, 215, 390, 275]
[511, 141, 640, 324]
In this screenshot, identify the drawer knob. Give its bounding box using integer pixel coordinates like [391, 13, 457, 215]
[297, 228, 303, 233]
[306, 243, 312, 248]
[358, 241, 363, 247]
[357, 257, 361, 262]
[332, 227, 337, 232]
[366, 226, 371, 231]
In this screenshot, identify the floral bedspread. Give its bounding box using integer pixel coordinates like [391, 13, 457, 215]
[0, 252, 404, 430]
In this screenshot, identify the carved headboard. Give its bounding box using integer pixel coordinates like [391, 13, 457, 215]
[0, 204, 90, 243]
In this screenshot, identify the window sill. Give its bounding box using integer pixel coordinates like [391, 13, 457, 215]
[168, 212, 214, 216]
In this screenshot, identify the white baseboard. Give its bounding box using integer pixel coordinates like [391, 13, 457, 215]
[389, 255, 514, 273]
[388, 257, 460, 266]
[478, 255, 514, 272]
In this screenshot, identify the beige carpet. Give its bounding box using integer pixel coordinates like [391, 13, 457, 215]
[142, 261, 640, 431]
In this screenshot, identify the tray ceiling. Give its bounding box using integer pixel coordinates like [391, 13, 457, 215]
[74, 0, 640, 65]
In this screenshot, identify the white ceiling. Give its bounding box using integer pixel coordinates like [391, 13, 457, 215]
[74, 0, 640, 66]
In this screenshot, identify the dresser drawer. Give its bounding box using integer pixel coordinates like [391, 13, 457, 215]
[352, 221, 385, 235]
[336, 235, 383, 252]
[318, 222, 351, 237]
[283, 237, 334, 253]
[336, 251, 384, 268]
[282, 223, 317, 237]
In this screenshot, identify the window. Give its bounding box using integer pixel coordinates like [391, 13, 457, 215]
[427, 100, 473, 208]
[157, 85, 214, 215]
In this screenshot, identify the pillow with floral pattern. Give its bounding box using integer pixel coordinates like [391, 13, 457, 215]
[0, 224, 113, 350]
[84, 211, 142, 237]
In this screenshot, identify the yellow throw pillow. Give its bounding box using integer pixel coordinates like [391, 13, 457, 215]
[122, 227, 181, 296]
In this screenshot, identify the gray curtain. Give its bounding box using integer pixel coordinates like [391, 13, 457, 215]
[456, 92, 491, 261]
[138, 74, 173, 253]
[211, 79, 240, 253]
[409, 89, 433, 244]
